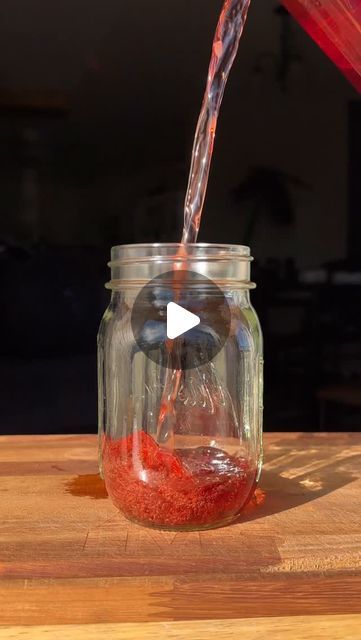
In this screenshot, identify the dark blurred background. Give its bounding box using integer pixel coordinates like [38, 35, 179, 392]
[0, 0, 360, 434]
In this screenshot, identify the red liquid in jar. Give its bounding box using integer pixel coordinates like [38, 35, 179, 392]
[102, 431, 257, 528]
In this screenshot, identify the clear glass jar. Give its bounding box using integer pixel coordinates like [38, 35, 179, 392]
[98, 243, 263, 530]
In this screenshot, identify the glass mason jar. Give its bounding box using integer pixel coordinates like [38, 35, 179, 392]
[98, 243, 263, 530]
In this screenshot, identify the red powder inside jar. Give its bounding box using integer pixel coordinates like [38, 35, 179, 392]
[102, 431, 257, 528]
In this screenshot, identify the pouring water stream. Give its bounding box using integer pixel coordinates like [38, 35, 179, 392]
[156, 0, 252, 444]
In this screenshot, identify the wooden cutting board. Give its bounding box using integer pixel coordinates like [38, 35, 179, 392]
[0, 432, 360, 638]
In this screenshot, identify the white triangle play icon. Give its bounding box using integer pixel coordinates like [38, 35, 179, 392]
[167, 302, 200, 340]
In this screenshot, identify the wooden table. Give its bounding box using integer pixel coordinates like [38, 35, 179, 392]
[1, 432, 360, 639]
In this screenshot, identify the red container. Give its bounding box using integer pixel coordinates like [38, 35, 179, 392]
[282, 0, 361, 92]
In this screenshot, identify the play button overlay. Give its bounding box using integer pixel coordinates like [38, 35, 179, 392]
[131, 270, 231, 370]
[167, 302, 200, 339]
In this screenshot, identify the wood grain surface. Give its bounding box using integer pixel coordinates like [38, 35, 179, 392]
[0, 432, 360, 636]
[1, 615, 361, 640]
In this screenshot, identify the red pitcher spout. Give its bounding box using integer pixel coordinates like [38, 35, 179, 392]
[282, 0, 361, 92]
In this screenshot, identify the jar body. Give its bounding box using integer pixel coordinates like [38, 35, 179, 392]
[98, 244, 263, 530]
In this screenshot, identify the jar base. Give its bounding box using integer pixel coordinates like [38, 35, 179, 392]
[120, 512, 239, 531]
[114, 482, 258, 532]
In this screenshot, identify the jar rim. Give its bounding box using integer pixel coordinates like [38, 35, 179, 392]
[108, 243, 254, 290]
[110, 243, 251, 264]
[112, 242, 250, 251]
